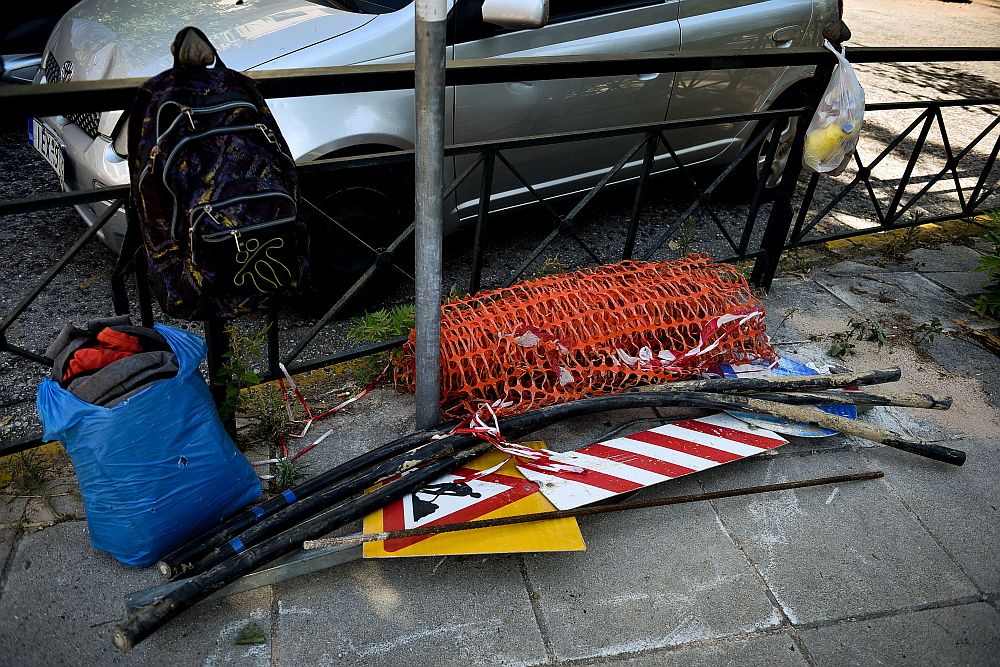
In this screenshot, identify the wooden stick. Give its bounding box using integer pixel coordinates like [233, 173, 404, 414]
[699, 394, 965, 465]
[637, 368, 901, 394]
[303, 471, 885, 550]
[746, 390, 953, 410]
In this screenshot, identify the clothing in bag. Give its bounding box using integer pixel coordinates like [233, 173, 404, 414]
[802, 41, 866, 174]
[46, 315, 179, 406]
[37, 323, 261, 567]
[123, 26, 308, 321]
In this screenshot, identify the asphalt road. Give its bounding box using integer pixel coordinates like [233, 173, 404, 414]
[1, 0, 998, 444]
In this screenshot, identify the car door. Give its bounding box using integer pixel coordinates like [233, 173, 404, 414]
[662, 0, 814, 168]
[451, 0, 680, 222]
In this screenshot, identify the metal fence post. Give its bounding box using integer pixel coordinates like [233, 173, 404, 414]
[204, 316, 236, 437]
[414, 0, 447, 429]
[749, 60, 836, 290]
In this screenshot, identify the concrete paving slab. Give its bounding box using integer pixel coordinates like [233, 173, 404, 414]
[0, 520, 273, 667]
[0, 495, 27, 523]
[287, 388, 417, 485]
[800, 602, 1000, 667]
[600, 631, 808, 666]
[813, 269, 995, 332]
[763, 276, 860, 344]
[918, 332, 1000, 415]
[923, 270, 993, 298]
[0, 497, 27, 569]
[696, 450, 979, 626]
[831, 329, 1000, 445]
[23, 484, 85, 525]
[272, 554, 547, 667]
[860, 438, 1000, 595]
[0, 495, 28, 572]
[909, 244, 984, 273]
[521, 477, 782, 662]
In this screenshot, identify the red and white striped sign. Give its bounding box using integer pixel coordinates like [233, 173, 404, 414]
[517, 413, 788, 510]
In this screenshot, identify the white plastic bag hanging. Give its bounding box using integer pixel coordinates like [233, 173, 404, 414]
[803, 41, 865, 173]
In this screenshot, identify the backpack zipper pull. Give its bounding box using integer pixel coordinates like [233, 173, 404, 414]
[149, 145, 160, 165]
[190, 204, 222, 265]
[256, 123, 278, 145]
[180, 106, 196, 130]
[231, 229, 243, 253]
[203, 204, 221, 225]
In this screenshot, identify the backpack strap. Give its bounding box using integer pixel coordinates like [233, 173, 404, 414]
[110, 202, 153, 327]
[112, 83, 155, 318]
[110, 196, 142, 316]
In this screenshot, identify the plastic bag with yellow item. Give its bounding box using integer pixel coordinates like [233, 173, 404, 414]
[803, 42, 865, 173]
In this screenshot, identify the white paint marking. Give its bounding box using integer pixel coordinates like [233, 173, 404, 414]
[825, 487, 840, 505]
[356, 620, 483, 658]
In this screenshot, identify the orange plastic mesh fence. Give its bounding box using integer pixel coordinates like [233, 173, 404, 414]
[396, 256, 775, 417]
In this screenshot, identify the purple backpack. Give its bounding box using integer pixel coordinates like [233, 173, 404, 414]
[124, 27, 307, 321]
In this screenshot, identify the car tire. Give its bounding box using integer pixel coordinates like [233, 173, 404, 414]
[724, 87, 808, 202]
[299, 171, 412, 310]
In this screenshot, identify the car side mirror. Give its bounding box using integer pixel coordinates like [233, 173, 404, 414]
[481, 0, 549, 30]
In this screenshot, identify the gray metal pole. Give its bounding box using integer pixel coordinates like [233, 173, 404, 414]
[413, 0, 447, 428]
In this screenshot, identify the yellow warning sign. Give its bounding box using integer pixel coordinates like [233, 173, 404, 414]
[362, 443, 585, 558]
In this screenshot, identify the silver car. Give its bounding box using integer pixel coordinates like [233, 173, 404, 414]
[33, 0, 839, 279]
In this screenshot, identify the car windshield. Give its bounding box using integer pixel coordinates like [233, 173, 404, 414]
[306, 0, 412, 13]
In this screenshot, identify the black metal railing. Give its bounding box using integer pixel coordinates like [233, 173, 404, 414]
[1, 46, 998, 458]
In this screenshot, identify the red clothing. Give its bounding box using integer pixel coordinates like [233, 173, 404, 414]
[63, 328, 144, 382]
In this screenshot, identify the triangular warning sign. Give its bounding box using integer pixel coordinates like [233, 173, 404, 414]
[362, 446, 585, 558]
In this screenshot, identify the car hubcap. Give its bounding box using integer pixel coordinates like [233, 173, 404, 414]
[757, 116, 799, 190]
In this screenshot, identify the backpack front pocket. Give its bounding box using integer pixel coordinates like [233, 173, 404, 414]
[189, 191, 297, 294]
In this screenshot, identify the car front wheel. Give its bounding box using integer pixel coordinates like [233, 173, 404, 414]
[299, 174, 412, 307]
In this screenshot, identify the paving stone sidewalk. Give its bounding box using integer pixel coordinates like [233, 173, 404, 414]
[1, 242, 998, 666]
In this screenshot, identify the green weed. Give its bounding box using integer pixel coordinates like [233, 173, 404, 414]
[667, 215, 700, 255]
[242, 385, 291, 450]
[2, 450, 48, 496]
[828, 317, 888, 359]
[973, 210, 1000, 319]
[347, 305, 416, 385]
[914, 316, 944, 347]
[881, 217, 923, 261]
[446, 283, 470, 303]
[273, 457, 310, 492]
[534, 254, 567, 278]
[215, 324, 267, 430]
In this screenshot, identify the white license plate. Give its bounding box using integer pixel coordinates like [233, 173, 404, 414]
[29, 118, 65, 184]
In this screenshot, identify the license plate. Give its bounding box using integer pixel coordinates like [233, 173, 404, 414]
[29, 118, 65, 184]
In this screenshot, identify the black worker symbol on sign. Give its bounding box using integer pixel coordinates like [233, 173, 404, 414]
[411, 480, 482, 522]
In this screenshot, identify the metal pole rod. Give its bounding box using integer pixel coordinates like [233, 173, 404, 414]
[414, 0, 447, 429]
[750, 61, 835, 289]
[305, 471, 885, 549]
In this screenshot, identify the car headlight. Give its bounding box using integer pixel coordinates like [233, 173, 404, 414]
[111, 114, 129, 158]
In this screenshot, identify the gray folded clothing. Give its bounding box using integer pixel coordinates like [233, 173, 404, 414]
[46, 317, 178, 407]
[65, 351, 180, 406]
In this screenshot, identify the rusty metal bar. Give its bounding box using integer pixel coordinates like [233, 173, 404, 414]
[305, 471, 886, 549]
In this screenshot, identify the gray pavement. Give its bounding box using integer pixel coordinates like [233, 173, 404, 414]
[2, 0, 1000, 664]
[2, 236, 999, 666]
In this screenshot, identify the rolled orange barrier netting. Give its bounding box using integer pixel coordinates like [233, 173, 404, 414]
[397, 255, 777, 416]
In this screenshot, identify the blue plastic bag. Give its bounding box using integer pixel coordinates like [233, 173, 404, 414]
[37, 324, 261, 567]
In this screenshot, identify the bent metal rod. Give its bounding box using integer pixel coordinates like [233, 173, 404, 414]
[125, 471, 884, 611]
[304, 470, 886, 550]
[158, 368, 905, 577]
